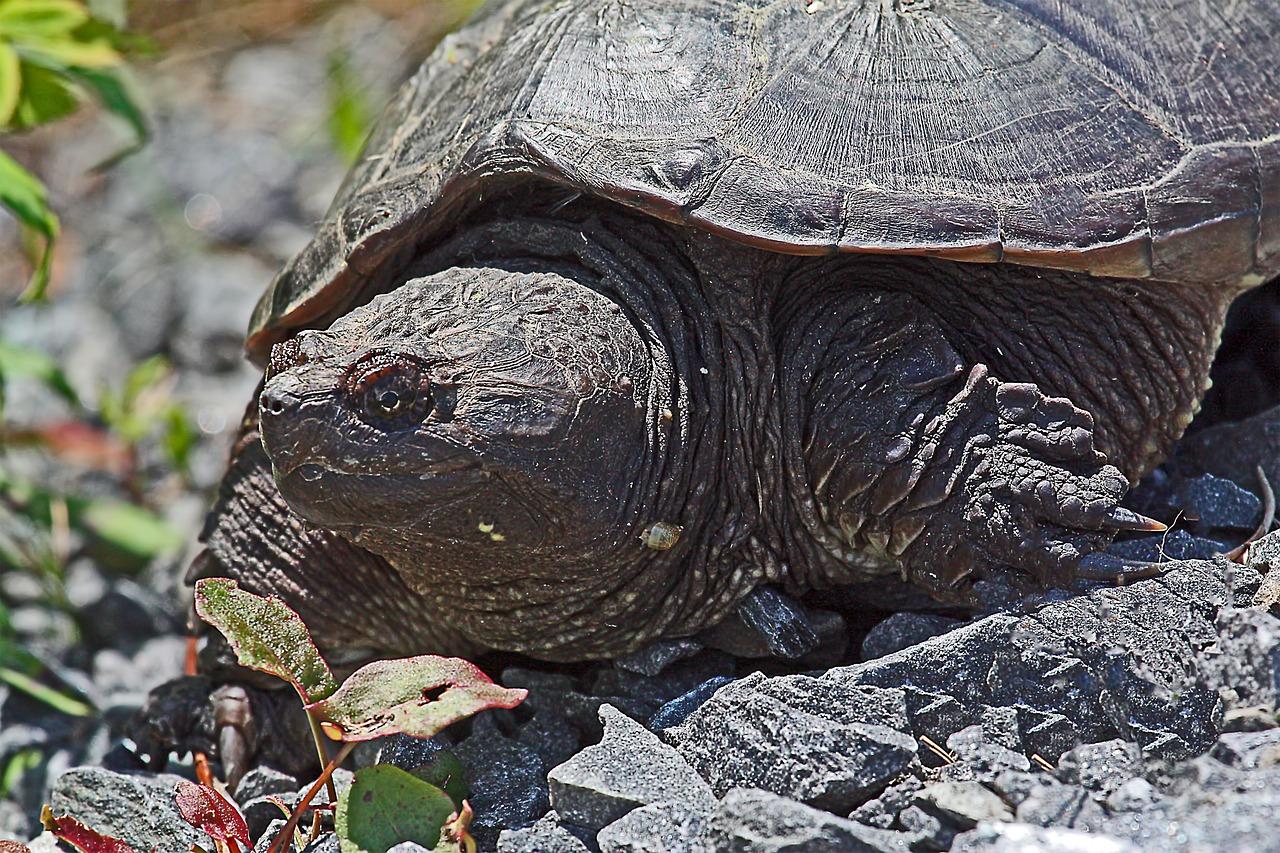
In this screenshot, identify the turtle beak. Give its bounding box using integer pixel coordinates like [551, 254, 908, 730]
[258, 365, 343, 480]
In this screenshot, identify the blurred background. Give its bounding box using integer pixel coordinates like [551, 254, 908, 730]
[0, 0, 477, 836]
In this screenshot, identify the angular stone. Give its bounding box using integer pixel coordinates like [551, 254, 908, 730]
[234, 766, 298, 804]
[707, 788, 913, 853]
[913, 781, 1012, 829]
[951, 823, 1140, 852]
[1054, 740, 1143, 796]
[50, 768, 202, 853]
[548, 705, 712, 832]
[649, 676, 735, 731]
[665, 678, 916, 812]
[452, 724, 549, 847]
[597, 800, 713, 853]
[497, 813, 592, 853]
[1210, 729, 1280, 769]
[861, 613, 963, 660]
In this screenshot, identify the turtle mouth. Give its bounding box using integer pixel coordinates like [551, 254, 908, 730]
[275, 458, 483, 529]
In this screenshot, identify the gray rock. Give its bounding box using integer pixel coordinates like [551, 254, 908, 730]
[50, 767, 202, 853]
[824, 562, 1239, 758]
[386, 844, 432, 853]
[847, 775, 925, 829]
[597, 800, 713, 853]
[861, 613, 963, 660]
[453, 724, 550, 847]
[1210, 729, 1280, 769]
[1107, 529, 1231, 562]
[941, 726, 1030, 783]
[254, 819, 288, 853]
[302, 832, 339, 853]
[1104, 777, 1163, 812]
[0, 797, 31, 840]
[913, 781, 1012, 830]
[665, 675, 917, 812]
[234, 766, 299, 804]
[1015, 781, 1107, 830]
[1054, 740, 1143, 796]
[707, 788, 912, 852]
[649, 676, 735, 731]
[548, 705, 712, 832]
[951, 823, 1139, 852]
[614, 639, 704, 677]
[496, 813, 591, 853]
[1175, 473, 1263, 532]
[1173, 403, 1280, 495]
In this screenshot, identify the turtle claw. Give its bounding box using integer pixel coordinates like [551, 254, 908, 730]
[1101, 506, 1167, 532]
[1076, 552, 1161, 581]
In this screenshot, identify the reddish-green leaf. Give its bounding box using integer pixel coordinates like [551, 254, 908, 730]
[194, 578, 338, 702]
[174, 780, 251, 849]
[0, 840, 32, 853]
[308, 656, 525, 742]
[40, 805, 138, 853]
[335, 765, 457, 853]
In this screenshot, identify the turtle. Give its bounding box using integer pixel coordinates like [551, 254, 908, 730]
[190, 0, 1280, 670]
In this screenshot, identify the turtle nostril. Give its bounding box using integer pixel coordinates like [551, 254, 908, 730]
[259, 389, 293, 418]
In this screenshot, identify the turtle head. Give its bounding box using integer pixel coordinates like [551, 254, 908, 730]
[257, 266, 666, 579]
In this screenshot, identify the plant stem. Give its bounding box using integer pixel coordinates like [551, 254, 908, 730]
[306, 712, 338, 808]
[267, 740, 355, 853]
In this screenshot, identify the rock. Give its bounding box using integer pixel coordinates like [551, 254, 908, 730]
[496, 813, 592, 853]
[1175, 474, 1263, 532]
[1196, 607, 1280, 712]
[614, 639, 704, 677]
[548, 705, 712, 832]
[1106, 529, 1230, 562]
[941, 726, 1030, 783]
[1220, 705, 1277, 732]
[1247, 530, 1280, 572]
[1104, 777, 1163, 812]
[913, 781, 1012, 829]
[847, 775, 925, 829]
[649, 676, 735, 731]
[25, 833, 62, 853]
[1173, 403, 1280, 494]
[706, 788, 912, 852]
[452, 724, 550, 847]
[861, 613, 963, 660]
[254, 819, 288, 853]
[234, 766, 299, 804]
[824, 562, 1238, 758]
[664, 674, 917, 812]
[1210, 729, 1280, 769]
[597, 800, 713, 853]
[951, 823, 1139, 852]
[301, 833, 339, 853]
[1054, 740, 1143, 797]
[1014, 781, 1107, 830]
[386, 844, 432, 853]
[49, 767, 203, 853]
[0, 798, 31, 840]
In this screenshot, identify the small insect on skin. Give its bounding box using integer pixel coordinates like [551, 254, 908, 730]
[640, 521, 683, 550]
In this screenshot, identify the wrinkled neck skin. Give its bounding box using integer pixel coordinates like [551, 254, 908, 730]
[334, 213, 788, 659]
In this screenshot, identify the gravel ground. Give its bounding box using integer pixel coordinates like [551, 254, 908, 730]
[4, 5, 1280, 853]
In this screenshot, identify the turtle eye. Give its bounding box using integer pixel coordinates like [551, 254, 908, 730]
[353, 360, 433, 426]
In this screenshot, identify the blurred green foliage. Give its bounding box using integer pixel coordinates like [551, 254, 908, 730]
[0, 0, 148, 300]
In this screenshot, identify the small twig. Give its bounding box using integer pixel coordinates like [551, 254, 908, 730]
[267, 741, 355, 853]
[306, 713, 338, 811]
[918, 734, 955, 765]
[1031, 753, 1056, 772]
[1227, 466, 1276, 563]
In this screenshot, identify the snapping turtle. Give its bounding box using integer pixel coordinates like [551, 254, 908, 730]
[195, 0, 1279, 667]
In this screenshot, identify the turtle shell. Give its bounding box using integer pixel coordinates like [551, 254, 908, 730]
[247, 0, 1280, 359]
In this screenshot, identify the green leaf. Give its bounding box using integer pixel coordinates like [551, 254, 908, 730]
[0, 340, 80, 408]
[335, 766, 457, 853]
[0, 666, 93, 716]
[410, 752, 468, 811]
[308, 656, 526, 742]
[79, 497, 183, 560]
[194, 578, 339, 703]
[65, 64, 145, 151]
[14, 33, 120, 69]
[0, 0, 89, 37]
[0, 43, 19, 125]
[9, 61, 78, 129]
[0, 148, 59, 300]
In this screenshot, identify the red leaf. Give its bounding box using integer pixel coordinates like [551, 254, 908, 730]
[0, 841, 32, 853]
[174, 780, 252, 848]
[39, 806, 138, 853]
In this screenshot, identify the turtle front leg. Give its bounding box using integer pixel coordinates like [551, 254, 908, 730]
[779, 289, 1159, 598]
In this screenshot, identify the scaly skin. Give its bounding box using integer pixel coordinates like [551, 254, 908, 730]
[135, 205, 1229, 784]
